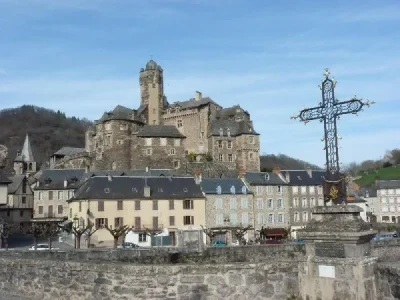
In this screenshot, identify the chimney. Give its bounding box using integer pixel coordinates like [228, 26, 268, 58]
[107, 175, 112, 182]
[144, 186, 151, 197]
[194, 170, 202, 185]
[145, 166, 149, 173]
[272, 166, 281, 174]
[63, 180, 68, 188]
[238, 169, 246, 179]
[195, 91, 202, 101]
[306, 167, 312, 178]
[285, 171, 290, 183]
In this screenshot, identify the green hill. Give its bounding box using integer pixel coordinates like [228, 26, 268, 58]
[354, 166, 400, 186]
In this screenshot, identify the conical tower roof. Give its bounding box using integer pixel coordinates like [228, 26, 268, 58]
[15, 134, 35, 162]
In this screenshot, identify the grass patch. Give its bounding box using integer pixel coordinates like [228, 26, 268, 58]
[354, 166, 400, 186]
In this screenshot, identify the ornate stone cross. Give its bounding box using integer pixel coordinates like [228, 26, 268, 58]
[292, 69, 374, 204]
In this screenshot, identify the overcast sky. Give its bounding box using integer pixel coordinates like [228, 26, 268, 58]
[0, 0, 399, 167]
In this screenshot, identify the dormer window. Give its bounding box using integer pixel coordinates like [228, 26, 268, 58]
[132, 188, 138, 193]
[230, 186, 236, 194]
[44, 177, 52, 185]
[216, 186, 222, 194]
[297, 176, 301, 180]
[104, 188, 110, 193]
[158, 188, 163, 192]
[242, 186, 247, 194]
[219, 128, 223, 136]
[183, 188, 188, 192]
[264, 174, 269, 181]
[227, 128, 231, 137]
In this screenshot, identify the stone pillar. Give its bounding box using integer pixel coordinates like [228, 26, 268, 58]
[297, 205, 377, 300]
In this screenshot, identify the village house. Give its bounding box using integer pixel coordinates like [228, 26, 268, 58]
[199, 177, 254, 245]
[375, 180, 400, 223]
[67, 176, 206, 248]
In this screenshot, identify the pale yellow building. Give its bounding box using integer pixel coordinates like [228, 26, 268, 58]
[68, 175, 206, 248]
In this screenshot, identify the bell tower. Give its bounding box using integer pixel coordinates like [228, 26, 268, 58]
[139, 60, 164, 125]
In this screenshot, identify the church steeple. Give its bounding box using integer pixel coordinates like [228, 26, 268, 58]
[14, 134, 36, 175]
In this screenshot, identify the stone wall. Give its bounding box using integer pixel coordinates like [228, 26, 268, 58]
[376, 262, 400, 300]
[0, 245, 305, 300]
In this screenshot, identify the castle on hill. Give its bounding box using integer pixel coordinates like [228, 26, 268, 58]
[50, 60, 260, 173]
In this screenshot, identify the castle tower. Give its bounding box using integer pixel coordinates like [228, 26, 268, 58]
[139, 60, 164, 125]
[14, 134, 36, 175]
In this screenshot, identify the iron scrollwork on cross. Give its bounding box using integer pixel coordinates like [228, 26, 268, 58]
[292, 69, 374, 203]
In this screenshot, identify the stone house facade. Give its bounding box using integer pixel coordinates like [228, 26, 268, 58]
[282, 169, 325, 236]
[68, 176, 206, 248]
[33, 169, 86, 221]
[53, 60, 260, 173]
[200, 177, 254, 244]
[375, 180, 400, 223]
[243, 169, 289, 230]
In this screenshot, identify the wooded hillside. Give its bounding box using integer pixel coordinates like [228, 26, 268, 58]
[260, 154, 321, 171]
[0, 105, 91, 173]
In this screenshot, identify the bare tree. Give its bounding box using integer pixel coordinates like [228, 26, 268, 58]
[43, 222, 63, 249]
[85, 224, 102, 249]
[103, 225, 133, 249]
[22, 222, 48, 250]
[143, 226, 164, 247]
[231, 225, 254, 245]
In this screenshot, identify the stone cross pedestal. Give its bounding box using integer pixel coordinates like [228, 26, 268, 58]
[297, 205, 377, 300]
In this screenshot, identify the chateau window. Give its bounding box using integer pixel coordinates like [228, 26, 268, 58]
[38, 206, 43, 214]
[183, 216, 194, 225]
[174, 139, 181, 146]
[310, 197, 316, 207]
[117, 200, 123, 210]
[170, 148, 175, 155]
[249, 136, 254, 144]
[138, 233, 147, 242]
[309, 186, 315, 194]
[169, 200, 174, 210]
[294, 212, 299, 222]
[302, 197, 307, 207]
[292, 186, 298, 194]
[241, 212, 248, 224]
[218, 141, 223, 149]
[22, 196, 26, 204]
[242, 199, 248, 209]
[318, 197, 324, 206]
[218, 154, 223, 162]
[258, 213, 264, 225]
[249, 152, 254, 160]
[227, 141, 232, 149]
[57, 191, 62, 200]
[216, 214, 223, 225]
[267, 198, 273, 208]
[68, 191, 74, 199]
[153, 217, 158, 229]
[230, 212, 238, 224]
[173, 160, 180, 169]
[177, 119, 183, 128]
[257, 199, 263, 209]
[95, 218, 108, 229]
[183, 200, 194, 209]
[145, 138, 152, 146]
[153, 200, 158, 210]
[146, 149, 152, 155]
[268, 214, 273, 223]
[48, 191, 53, 200]
[278, 214, 283, 223]
[79, 202, 82, 212]
[267, 186, 273, 194]
[105, 123, 111, 131]
[293, 197, 299, 207]
[98, 201, 104, 212]
[300, 186, 306, 194]
[135, 200, 141, 210]
[256, 186, 263, 195]
[169, 216, 175, 226]
[228, 154, 233, 162]
[215, 198, 223, 209]
[135, 217, 141, 229]
[115, 217, 123, 228]
[277, 199, 283, 208]
[58, 205, 63, 214]
[200, 132, 205, 138]
[302, 212, 308, 222]
[277, 186, 282, 194]
[230, 198, 237, 209]
[160, 138, 167, 146]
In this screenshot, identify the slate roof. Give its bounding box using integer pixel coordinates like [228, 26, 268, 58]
[80, 169, 176, 182]
[281, 170, 325, 186]
[0, 171, 12, 184]
[356, 187, 377, 198]
[376, 180, 400, 190]
[200, 178, 251, 194]
[72, 176, 205, 200]
[53, 147, 86, 157]
[244, 172, 287, 186]
[209, 120, 259, 136]
[35, 169, 86, 190]
[215, 105, 250, 120]
[169, 97, 221, 110]
[15, 134, 35, 162]
[7, 175, 26, 194]
[137, 125, 186, 138]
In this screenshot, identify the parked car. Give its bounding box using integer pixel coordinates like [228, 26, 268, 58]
[292, 239, 305, 245]
[28, 244, 59, 251]
[211, 240, 226, 247]
[117, 242, 139, 249]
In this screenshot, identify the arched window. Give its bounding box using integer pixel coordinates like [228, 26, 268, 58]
[111, 161, 117, 170]
[216, 186, 222, 195]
